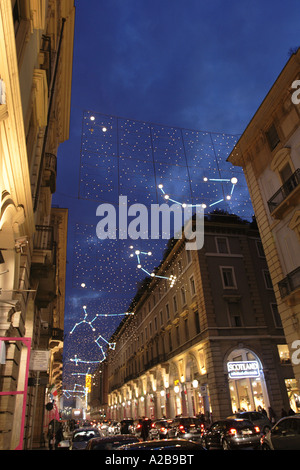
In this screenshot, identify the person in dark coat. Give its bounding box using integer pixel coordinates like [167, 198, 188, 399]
[141, 419, 150, 441]
[55, 423, 64, 449]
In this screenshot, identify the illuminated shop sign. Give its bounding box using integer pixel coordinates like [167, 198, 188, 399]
[85, 374, 92, 393]
[227, 361, 260, 379]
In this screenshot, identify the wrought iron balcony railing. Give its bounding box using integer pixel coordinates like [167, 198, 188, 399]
[278, 266, 300, 299]
[267, 169, 300, 214]
[33, 225, 54, 251]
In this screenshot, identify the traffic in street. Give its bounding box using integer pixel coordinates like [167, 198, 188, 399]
[52, 412, 300, 451]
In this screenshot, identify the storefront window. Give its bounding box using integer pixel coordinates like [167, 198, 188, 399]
[277, 344, 291, 364]
[285, 379, 300, 413]
[227, 348, 269, 414]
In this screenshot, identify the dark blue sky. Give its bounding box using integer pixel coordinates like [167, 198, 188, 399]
[53, 1, 300, 394]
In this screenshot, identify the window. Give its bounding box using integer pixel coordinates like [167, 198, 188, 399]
[154, 316, 158, 331]
[169, 332, 173, 352]
[181, 287, 186, 305]
[166, 304, 170, 321]
[173, 295, 178, 313]
[266, 124, 280, 151]
[216, 237, 229, 254]
[228, 302, 243, 327]
[190, 276, 196, 295]
[277, 344, 291, 364]
[279, 163, 293, 184]
[221, 267, 237, 288]
[145, 326, 148, 340]
[178, 259, 183, 275]
[160, 310, 164, 326]
[176, 325, 180, 345]
[271, 303, 282, 327]
[186, 250, 192, 264]
[263, 270, 273, 289]
[256, 240, 265, 257]
[184, 319, 189, 341]
[194, 310, 200, 334]
[149, 322, 152, 336]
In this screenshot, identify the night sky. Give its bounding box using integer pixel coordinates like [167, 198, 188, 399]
[52, 0, 300, 398]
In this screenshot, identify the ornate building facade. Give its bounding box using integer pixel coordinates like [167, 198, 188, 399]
[0, 0, 74, 449]
[105, 214, 298, 423]
[228, 48, 300, 388]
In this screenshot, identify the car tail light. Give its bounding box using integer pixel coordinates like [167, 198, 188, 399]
[137, 423, 141, 429]
[160, 427, 166, 432]
[179, 425, 185, 433]
[228, 428, 237, 436]
[254, 426, 260, 433]
[151, 423, 155, 428]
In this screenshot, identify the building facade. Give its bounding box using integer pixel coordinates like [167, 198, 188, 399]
[0, 0, 74, 449]
[228, 48, 300, 389]
[106, 214, 298, 423]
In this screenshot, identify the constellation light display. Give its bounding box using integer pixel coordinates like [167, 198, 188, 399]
[69, 306, 134, 334]
[78, 111, 252, 217]
[129, 246, 177, 287]
[63, 112, 255, 397]
[158, 176, 238, 209]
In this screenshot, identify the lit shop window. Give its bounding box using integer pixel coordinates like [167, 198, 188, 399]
[277, 344, 291, 364]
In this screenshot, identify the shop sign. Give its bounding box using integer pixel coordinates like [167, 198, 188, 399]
[85, 374, 92, 393]
[227, 360, 260, 379]
[29, 350, 50, 371]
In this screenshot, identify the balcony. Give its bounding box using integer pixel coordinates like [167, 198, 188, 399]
[43, 153, 57, 193]
[267, 169, 300, 218]
[278, 266, 300, 304]
[31, 225, 56, 308]
[49, 328, 64, 348]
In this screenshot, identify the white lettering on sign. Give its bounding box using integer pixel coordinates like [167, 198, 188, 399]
[227, 361, 260, 379]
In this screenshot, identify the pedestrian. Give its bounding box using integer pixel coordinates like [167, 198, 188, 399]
[281, 408, 287, 418]
[55, 423, 64, 450]
[268, 407, 276, 424]
[141, 419, 149, 441]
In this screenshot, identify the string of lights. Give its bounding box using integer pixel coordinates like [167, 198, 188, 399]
[63, 111, 254, 396]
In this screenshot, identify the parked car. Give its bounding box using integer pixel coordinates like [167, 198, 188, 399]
[69, 426, 101, 450]
[261, 415, 300, 450]
[120, 418, 135, 434]
[99, 420, 110, 435]
[168, 417, 204, 440]
[57, 439, 70, 450]
[149, 419, 174, 439]
[202, 418, 261, 450]
[85, 434, 140, 450]
[107, 421, 120, 435]
[227, 411, 272, 433]
[118, 438, 206, 450]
